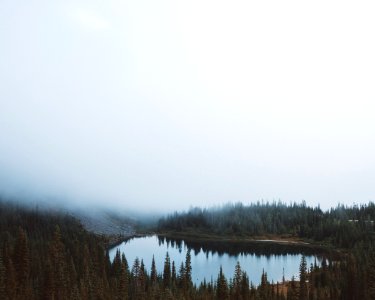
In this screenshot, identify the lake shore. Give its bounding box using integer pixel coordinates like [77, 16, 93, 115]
[105, 233, 145, 249]
[107, 234, 322, 287]
[107, 230, 343, 260]
[157, 231, 319, 247]
[154, 231, 343, 258]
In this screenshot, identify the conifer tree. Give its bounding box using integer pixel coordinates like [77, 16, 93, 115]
[178, 262, 185, 289]
[299, 255, 308, 300]
[150, 255, 157, 285]
[184, 249, 192, 289]
[49, 226, 68, 300]
[368, 250, 375, 300]
[131, 257, 145, 300]
[5, 258, 16, 300]
[121, 253, 128, 273]
[163, 252, 171, 289]
[139, 259, 146, 293]
[118, 257, 129, 300]
[259, 269, 269, 300]
[149, 255, 159, 298]
[43, 258, 55, 300]
[81, 244, 94, 299]
[241, 271, 250, 300]
[13, 227, 30, 294]
[233, 261, 242, 299]
[346, 255, 358, 300]
[216, 266, 229, 300]
[0, 250, 5, 299]
[287, 276, 299, 300]
[113, 249, 122, 277]
[171, 260, 176, 286]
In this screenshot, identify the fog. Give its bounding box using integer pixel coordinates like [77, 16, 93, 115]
[1, 1, 375, 212]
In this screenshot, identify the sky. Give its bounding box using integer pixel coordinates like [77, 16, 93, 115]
[0, 0, 375, 212]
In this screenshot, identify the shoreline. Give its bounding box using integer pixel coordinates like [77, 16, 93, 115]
[106, 231, 338, 254]
[157, 231, 318, 247]
[155, 231, 342, 258]
[104, 233, 145, 250]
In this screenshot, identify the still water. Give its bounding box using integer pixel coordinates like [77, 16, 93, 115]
[109, 235, 321, 286]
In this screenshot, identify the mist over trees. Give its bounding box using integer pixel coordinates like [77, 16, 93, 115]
[158, 201, 375, 248]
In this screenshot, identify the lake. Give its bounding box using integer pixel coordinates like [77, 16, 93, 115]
[109, 235, 322, 286]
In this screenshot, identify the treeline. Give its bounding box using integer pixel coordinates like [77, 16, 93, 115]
[1, 200, 375, 299]
[156, 201, 375, 298]
[108, 248, 375, 300]
[157, 202, 375, 248]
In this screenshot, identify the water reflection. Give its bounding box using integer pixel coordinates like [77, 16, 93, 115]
[109, 235, 322, 286]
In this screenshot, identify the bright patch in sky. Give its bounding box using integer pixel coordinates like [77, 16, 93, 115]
[72, 9, 111, 31]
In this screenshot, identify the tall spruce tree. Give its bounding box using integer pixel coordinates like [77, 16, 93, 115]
[163, 252, 171, 289]
[49, 226, 68, 300]
[368, 250, 375, 300]
[216, 266, 228, 300]
[299, 255, 308, 300]
[0, 250, 5, 299]
[171, 261, 176, 286]
[184, 249, 192, 288]
[288, 275, 299, 300]
[13, 227, 30, 295]
[233, 261, 242, 299]
[118, 258, 129, 300]
[5, 258, 16, 300]
[150, 255, 157, 285]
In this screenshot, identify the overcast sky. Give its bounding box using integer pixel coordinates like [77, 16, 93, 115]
[0, 0, 375, 212]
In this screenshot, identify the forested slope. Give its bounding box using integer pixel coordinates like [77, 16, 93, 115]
[158, 202, 375, 248]
[1, 200, 375, 299]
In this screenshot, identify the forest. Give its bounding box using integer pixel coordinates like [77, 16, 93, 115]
[1, 199, 375, 299]
[158, 202, 375, 248]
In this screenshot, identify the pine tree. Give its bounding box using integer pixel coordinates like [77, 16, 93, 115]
[184, 249, 192, 290]
[150, 255, 157, 285]
[241, 271, 250, 300]
[49, 226, 68, 300]
[0, 250, 5, 299]
[118, 257, 129, 300]
[234, 261, 242, 287]
[259, 269, 269, 299]
[299, 255, 308, 300]
[81, 244, 94, 299]
[113, 249, 122, 277]
[287, 276, 299, 300]
[233, 261, 242, 299]
[5, 258, 16, 300]
[131, 257, 145, 300]
[183, 249, 193, 295]
[139, 259, 146, 294]
[177, 262, 185, 289]
[163, 252, 171, 289]
[13, 227, 30, 295]
[346, 254, 359, 300]
[149, 255, 159, 298]
[43, 258, 55, 300]
[276, 281, 280, 299]
[171, 260, 176, 286]
[121, 253, 128, 273]
[216, 266, 229, 300]
[368, 250, 375, 300]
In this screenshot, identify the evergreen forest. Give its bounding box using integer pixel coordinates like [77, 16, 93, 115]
[1, 200, 375, 299]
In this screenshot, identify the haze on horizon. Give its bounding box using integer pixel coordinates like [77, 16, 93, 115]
[1, 0, 375, 212]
